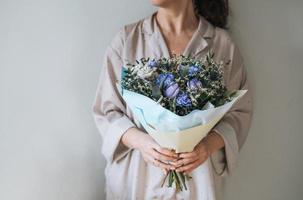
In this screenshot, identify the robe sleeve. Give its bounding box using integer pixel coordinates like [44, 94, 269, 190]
[210, 43, 254, 177]
[91, 27, 136, 164]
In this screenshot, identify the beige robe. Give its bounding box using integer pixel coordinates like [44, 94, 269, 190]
[92, 11, 253, 200]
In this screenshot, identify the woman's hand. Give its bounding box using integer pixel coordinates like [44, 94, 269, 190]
[121, 127, 179, 172]
[172, 139, 211, 174]
[171, 131, 225, 174]
[137, 133, 179, 171]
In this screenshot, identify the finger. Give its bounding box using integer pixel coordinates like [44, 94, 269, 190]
[156, 147, 179, 158]
[151, 148, 178, 162]
[147, 151, 175, 170]
[171, 157, 199, 168]
[183, 159, 207, 174]
[178, 151, 199, 159]
[154, 158, 176, 170]
[152, 144, 179, 159]
[175, 160, 200, 173]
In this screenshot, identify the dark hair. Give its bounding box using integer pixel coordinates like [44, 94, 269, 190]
[192, 0, 229, 29]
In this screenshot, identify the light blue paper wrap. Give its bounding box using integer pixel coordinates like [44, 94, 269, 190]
[117, 68, 247, 152]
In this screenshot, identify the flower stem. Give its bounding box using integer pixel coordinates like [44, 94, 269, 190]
[161, 170, 169, 188]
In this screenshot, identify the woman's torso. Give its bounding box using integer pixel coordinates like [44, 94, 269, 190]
[105, 11, 239, 200]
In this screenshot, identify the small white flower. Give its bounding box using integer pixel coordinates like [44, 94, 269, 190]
[133, 63, 156, 79]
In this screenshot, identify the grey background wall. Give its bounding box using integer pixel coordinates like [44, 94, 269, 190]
[0, 0, 302, 200]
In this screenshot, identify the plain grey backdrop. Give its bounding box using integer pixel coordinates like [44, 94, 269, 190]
[1, 0, 302, 199]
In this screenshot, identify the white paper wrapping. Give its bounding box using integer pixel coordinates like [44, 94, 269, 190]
[119, 85, 247, 153]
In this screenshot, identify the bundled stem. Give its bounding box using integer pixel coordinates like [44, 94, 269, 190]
[161, 169, 192, 191]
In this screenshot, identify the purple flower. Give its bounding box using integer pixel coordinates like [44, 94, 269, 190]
[156, 73, 175, 88]
[148, 59, 158, 68]
[176, 92, 192, 107]
[164, 82, 180, 98]
[188, 65, 199, 76]
[187, 78, 203, 90]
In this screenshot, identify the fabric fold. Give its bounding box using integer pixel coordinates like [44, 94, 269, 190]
[91, 28, 137, 164]
[210, 120, 239, 176]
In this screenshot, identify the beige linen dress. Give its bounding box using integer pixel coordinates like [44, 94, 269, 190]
[92, 11, 253, 200]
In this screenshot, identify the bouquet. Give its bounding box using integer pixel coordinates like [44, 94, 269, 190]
[116, 51, 247, 191]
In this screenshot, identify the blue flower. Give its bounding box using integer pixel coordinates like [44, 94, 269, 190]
[156, 74, 166, 86]
[164, 82, 179, 98]
[188, 65, 200, 76]
[148, 59, 158, 68]
[156, 73, 175, 88]
[187, 78, 203, 90]
[176, 92, 192, 107]
[163, 73, 174, 87]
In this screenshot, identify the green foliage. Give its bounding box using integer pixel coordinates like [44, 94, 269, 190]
[121, 51, 233, 116]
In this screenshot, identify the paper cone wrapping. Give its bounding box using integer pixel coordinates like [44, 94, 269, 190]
[119, 86, 247, 153]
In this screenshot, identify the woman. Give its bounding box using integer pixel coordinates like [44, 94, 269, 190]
[92, 0, 253, 199]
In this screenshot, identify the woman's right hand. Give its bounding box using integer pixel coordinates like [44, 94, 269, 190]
[122, 127, 179, 172]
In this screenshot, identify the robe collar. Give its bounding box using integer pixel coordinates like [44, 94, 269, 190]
[142, 11, 215, 58]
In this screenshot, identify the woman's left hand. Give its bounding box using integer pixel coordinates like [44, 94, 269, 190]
[171, 139, 211, 174]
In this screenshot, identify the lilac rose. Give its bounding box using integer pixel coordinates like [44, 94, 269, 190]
[187, 78, 203, 90]
[164, 82, 180, 98]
